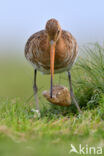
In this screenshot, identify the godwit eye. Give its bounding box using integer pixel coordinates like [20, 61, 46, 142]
[57, 30, 60, 35]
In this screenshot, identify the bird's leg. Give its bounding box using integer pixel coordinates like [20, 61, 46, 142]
[68, 72, 82, 113]
[50, 75, 53, 98]
[33, 69, 40, 112]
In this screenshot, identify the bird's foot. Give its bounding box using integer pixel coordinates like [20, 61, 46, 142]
[31, 109, 40, 118]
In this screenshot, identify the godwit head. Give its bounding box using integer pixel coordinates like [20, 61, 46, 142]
[45, 19, 62, 97]
[45, 19, 62, 42]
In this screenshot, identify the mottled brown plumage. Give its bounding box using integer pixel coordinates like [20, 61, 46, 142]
[43, 85, 71, 106]
[25, 19, 78, 74]
[24, 19, 81, 113]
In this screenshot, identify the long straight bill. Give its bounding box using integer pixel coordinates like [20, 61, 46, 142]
[50, 40, 55, 98]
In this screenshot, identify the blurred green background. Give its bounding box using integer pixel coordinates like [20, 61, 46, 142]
[0, 54, 67, 98]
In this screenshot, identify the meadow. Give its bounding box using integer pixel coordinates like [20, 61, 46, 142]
[0, 43, 104, 156]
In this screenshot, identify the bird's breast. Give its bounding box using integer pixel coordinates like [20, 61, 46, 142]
[25, 30, 78, 74]
[38, 40, 70, 68]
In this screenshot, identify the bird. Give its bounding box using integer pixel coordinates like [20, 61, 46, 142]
[24, 18, 81, 113]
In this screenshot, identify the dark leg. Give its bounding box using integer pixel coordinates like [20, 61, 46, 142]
[33, 69, 39, 111]
[68, 72, 82, 113]
[50, 75, 53, 98]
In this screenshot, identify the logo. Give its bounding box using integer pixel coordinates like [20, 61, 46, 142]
[69, 144, 102, 155]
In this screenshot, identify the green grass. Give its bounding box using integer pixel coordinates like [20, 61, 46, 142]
[0, 43, 104, 156]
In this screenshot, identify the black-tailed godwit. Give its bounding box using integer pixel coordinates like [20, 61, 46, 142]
[25, 19, 81, 113]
